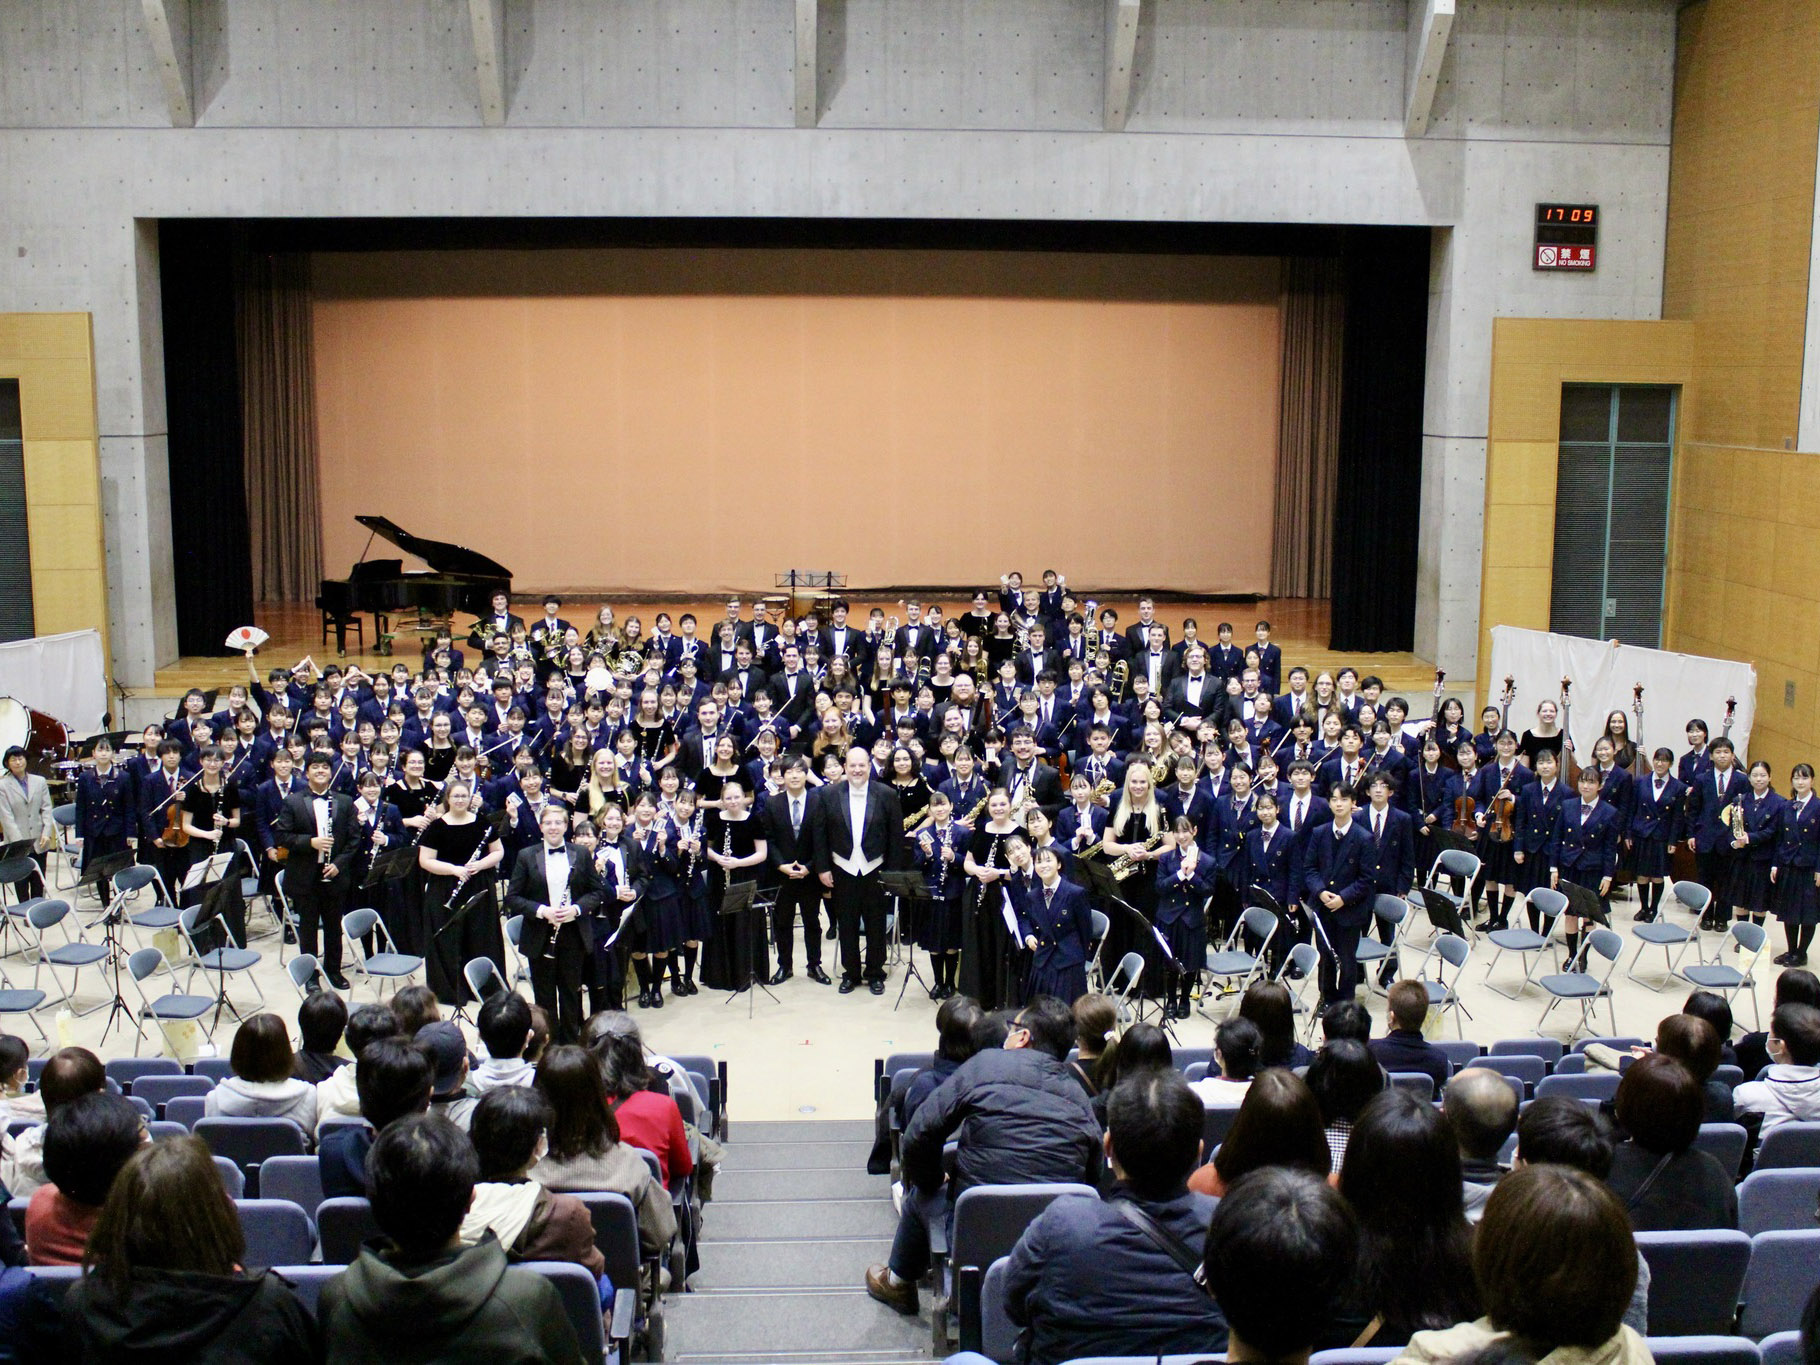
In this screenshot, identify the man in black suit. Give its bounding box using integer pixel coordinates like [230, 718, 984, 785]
[892, 601, 937, 660]
[1303, 783, 1375, 1006]
[1124, 598, 1170, 659]
[467, 590, 525, 651]
[769, 643, 817, 725]
[717, 641, 765, 702]
[1000, 726, 1063, 821]
[763, 758, 829, 985]
[273, 752, 360, 988]
[1133, 625, 1178, 697]
[675, 698, 730, 786]
[505, 802, 604, 1044]
[812, 746, 905, 994]
[1165, 645, 1221, 735]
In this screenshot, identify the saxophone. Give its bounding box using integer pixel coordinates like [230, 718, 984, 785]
[1111, 829, 1166, 880]
[960, 792, 990, 827]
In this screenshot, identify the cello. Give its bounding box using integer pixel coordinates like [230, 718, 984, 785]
[1559, 676, 1581, 787]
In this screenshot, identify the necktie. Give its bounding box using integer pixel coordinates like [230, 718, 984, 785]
[791, 798, 802, 836]
[1374, 813, 1382, 840]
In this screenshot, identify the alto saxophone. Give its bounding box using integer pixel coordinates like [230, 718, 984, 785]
[1111, 829, 1166, 880]
[961, 792, 990, 826]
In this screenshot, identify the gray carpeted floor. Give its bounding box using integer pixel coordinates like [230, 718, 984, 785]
[666, 1119, 930, 1365]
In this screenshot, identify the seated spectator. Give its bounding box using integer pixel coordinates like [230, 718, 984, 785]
[1735, 1001, 1820, 1138]
[318, 1114, 583, 1363]
[1683, 988, 1739, 1069]
[1735, 968, 1819, 1080]
[1203, 1167, 1359, 1365]
[1513, 1097, 1649, 1333]
[1190, 1068, 1332, 1198]
[205, 1012, 319, 1138]
[595, 1019, 692, 1189]
[1320, 999, 1372, 1045]
[530, 1045, 676, 1259]
[0, 1036, 43, 1130]
[1605, 1052, 1737, 1230]
[1394, 1166, 1649, 1365]
[869, 995, 985, 1176]
[389, 984, 442, 1038]
[1004, 1070, 1228, 1364]
[1335, 1088, 1479, 1348]
[1368, 981, 1452, 1093]
[1090, 1021, 1172, 1126]
[1068, 993, 1117, 1096]
[1190, 1017, 1263, 1107]
[319, 1036, 433, 1200]
[293, 990, 350, 1085]
[473, 993, 537, 1094]
[65, 1134, 318, 1360]
[27, 1092, 146, 1265]
[581, 1010, 724, 1200]
[460, 1086, 605, 1278]
[866, 995, 1102, 1315]
[1241, 981, 1315, 1070]
[1443, 1068, 1517, 1221]
[1656, 1013, 1733, 1122]
[315, 1003, 399, 1136]
[524, 1004, 552, 1066]
[421, 1021, 479, 1130]
[1306, 1037, 1384, 1168]
[0, 1046, 102, 1198]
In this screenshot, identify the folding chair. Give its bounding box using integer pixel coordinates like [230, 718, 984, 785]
[1274, 942, 1322, 1040]
[194, 1116, 308, 1198]
[0, 858, 42, 953]
[1426, 848, 1482, 940]
[1104, 951, 1144, 1024]
[124, 946, 213, 1056]
[287, 953, 327, 998]
[342, 908, 424, 997]
[947, 1183, 1097, 1355]
[1628, 880, 1706, 986]
[1202, 907, 1276, 1010]
[1354, 894, 1408, 995]
[132, 1073, 213, 1118]
[463, 956, 508, 1009]
[178, 903, 265, 1022]
[1739, 1229, 1820, 1337]
[1413, 932, 1472, 1037]
[1482, 885, 1563, 1000]
[112, 865, 179, 946]
[1634, 1228, 1752, 1336]
[1536, 928, 1622, 1041]
[1755, 1121, 1820, 1170]
[48, 806, 80, 892]
[503, 914, 530, 989]
[0, 962, 50, 1046]
[1678, 921, 1770, 1031]
[236, 1198, 316, 1266]
[24, 899, 110, 1013]
[1739, 1167, 1820, 1234]
[1694, 1122, 1749, 1182]
[1085, 909, 1110, 993]
[272, 870, 300, 964]
[259, 1153, 327, 1220]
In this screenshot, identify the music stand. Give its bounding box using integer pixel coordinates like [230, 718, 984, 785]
[1079, 857, 1183, 1036]
[81, 850, 142, 1045]
[718, 879, 776, 1016]
[1557, 879, 1610, 969]
[182, 849, 243, 1030]
[365, 845, 417, 891]
[881, 870, 932, 1009]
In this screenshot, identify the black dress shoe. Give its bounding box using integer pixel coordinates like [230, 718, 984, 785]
[769, 967, 793, 985]
[636, 988, 652, 1009]
[328, 973, 351, 990]
[870, 978, 886, 995]
[838, 977, 857, 994]
[807, 965, 832, 985]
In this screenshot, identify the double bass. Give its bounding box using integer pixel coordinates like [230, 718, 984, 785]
[1559, 677, 1581, 786]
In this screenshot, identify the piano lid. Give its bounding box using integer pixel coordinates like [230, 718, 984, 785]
[354, 515, 511, 580]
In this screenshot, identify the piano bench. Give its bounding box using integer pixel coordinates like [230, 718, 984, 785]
[320, 609, 364, 655]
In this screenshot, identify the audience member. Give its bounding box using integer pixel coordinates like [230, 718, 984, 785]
[1443, 1068, 1517, 1221]
[1004, 1070, 1227, 1364]
[319, 1035, 433, 1199]
[389, 984, 442, 1037]
[1736, 969, 1820, 1080]
[421, 1020, 479, 1130]
[460, 1086, 605, 1278]
[1512, 1096, 1649, 1334]
[1368, 981, 1452, 1093]
[205, 1012, 319, 1136]
[318, 1114, 583, 1363]
[1203, 1168, 1359, 1365]
[1335, 1088, 1478, 1347]
[0, 1046, 102, 1197]
[1090, 1021, 1172, 1125]
[869, 995, 984, 1177]
[1068, 993, 1117, 1095]
[474, 993, 537, 1093]
[1190, 1068, 1332, 1197]
[867, 995, 1101, 1314]
[27, 1092, 146, 1266]
[1605, 1052, 1737, 1230]
[1189, 1018, 1263, 1107]
[1241, 981, 1315, 1070]
[293, 990, 350, 1085]
[594, 1019, 693, 1188]
[314, 1003, 399, 1136]
[524, 1003, 553, 1066]
[1320, 999, 1372, 1044]
[1683, 988, 1740, 1068]
[530, 1045, 676, 1258]
[1306, 1038, 1384, 1168]
[1735, 1001, 1820, 1137]
[1394, 1166, 1649, 1365]
[581, 1010, 724, 1198]
[65, 1135, 318, 1359]
[1654, 1013, 1733, 1122]
[0, 1036, 42, 1130]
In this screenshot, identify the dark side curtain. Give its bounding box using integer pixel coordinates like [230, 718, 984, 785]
[1329, 228, 1431, 653]
[237, 252, 323, 602]
[1271, 257, 1344, 599]
[160, 222, 254, 656]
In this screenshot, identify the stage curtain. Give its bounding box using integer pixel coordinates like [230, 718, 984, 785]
[237, 251, 323, 603]
[1270, 257, 1343, 599]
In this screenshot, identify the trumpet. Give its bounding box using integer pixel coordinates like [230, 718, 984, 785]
[1110, 829, 1165, 880]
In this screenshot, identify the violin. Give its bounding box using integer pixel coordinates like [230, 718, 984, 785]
[1488, 785, 1517, 844]
[1455, 792, 1476, 830]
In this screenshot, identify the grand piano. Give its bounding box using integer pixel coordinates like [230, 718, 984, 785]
[316, 515, 512, 655]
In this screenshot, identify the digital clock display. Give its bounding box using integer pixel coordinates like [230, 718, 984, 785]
[1535, 203, 1597, 272]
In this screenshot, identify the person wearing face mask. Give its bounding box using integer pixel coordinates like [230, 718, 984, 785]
[458, 1084, 606, 1278]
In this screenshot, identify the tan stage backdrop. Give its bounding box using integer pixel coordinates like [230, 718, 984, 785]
[311, 248, 1282, 596]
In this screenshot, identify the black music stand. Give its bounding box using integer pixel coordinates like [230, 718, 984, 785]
[80, 850, 141, 1045]
[881, 870, 932, 1009]
[774, 569, 846, 621]
[718, 879, 776, 1016]
[1079, 857, 1183, 1037]
[365, 845, 417, 892]
[1557, 879, 1611, 970]
[182, 850, 243, 1031]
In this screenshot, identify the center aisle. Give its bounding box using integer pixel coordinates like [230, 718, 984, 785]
[667, 1119, 929, 1365]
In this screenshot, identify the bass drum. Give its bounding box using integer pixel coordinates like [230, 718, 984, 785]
[0, 697, 70, 771]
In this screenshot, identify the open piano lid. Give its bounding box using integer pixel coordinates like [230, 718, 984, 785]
[354, 515, 511, 579]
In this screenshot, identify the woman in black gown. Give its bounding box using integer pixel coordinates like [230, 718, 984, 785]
[699, 778, 768, 991]
[416, 777, 505, 1005]
[1101, 765, 1173, 997]
[959, 788, 1021, 1010]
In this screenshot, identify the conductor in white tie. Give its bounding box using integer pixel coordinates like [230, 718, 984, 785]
[813, 747, 905, 994]
[506, 802, 604, 1043]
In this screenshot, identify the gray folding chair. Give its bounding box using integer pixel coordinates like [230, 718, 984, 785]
[1536, 928, 1622, 1040]
[1273, 942, 1322, 1041]
[260, 1154, 327, 1220]
[25, 898, 110, 1013]
[1354, 894, 1408, 995]
[194, 1116, 308, 1198]
[1105, 951, 1144, 1025]
[463, 956, 508, 1007]
[947, 1182, 1097, 1355]
[0, 960, 48, 1046]
[1739, 1168, 1820, 1234]
[343, 907, 424, 996]
[318, 1196, 382, 1264]
[1679, 921, 1770, 1031]
[1414, 932, 1472, 1037]
[113, 864, 179, 946]
[287, 953, 327, 998]
[178, 902, 265, 1021]
[1635, 1229, 1752, 1336]
[1203, 906, 1277, 1008]
[1739, 1229, 1820, 1337]
[1628, 881, 1705, 986]
[1482, 885, 1563, 999]
[1694, 1123, 1749, 1182]
[236, 1198, 316, 1266]
[124, 946, 213, 1057]
[1085, 909, 1111, 993]
[1756, 1121, 1820, 1170]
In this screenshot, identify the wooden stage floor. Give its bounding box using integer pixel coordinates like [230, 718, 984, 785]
[148, 595, 1438, 701]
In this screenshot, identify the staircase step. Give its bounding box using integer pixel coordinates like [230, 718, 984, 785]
[692, 1235, 893, 1288]
[720, 1167, 889, 1201]
[718, 1138, 875, 1172]
[665, 1288, 927, 1360]
[707, 1196, 901, 1240]
[675, 1354, 926, 1365]
[729, 1119, 874, 1143]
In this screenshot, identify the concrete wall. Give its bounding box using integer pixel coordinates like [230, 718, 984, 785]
[0, 0, 1680, 685]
